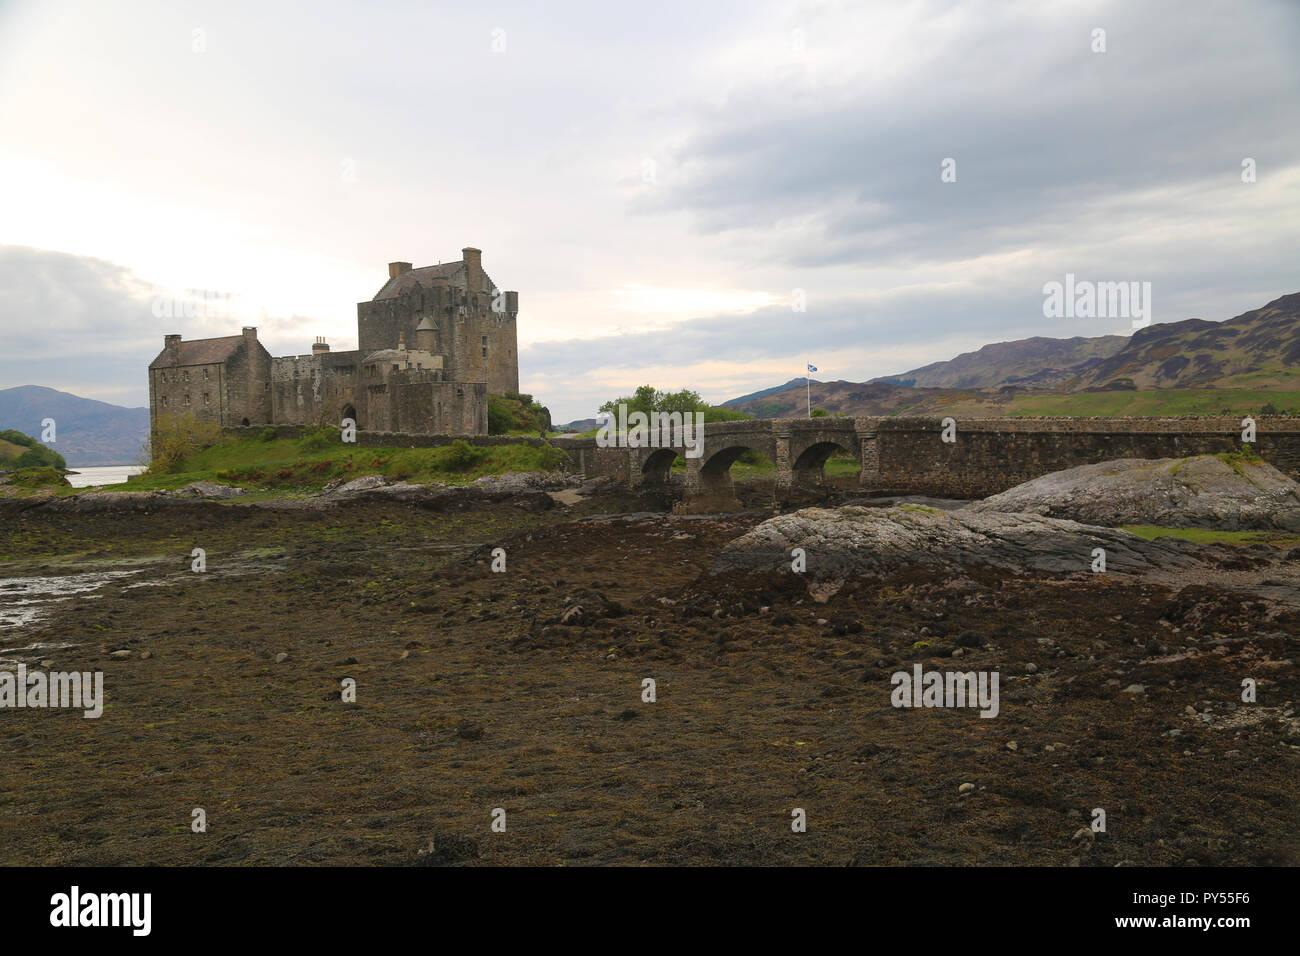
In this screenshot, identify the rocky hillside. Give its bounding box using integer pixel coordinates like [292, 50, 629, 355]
[1073, 292, 1300, 390]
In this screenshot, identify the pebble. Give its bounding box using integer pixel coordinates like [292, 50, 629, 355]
[274, 652, 289, 663]
[1025, 662, 1038, 674]
[1072, 827, 1095, 843]
[958, 783, 975, 795]
[109, 649, 132, 659]
[1122, 683, 1146, 694]
[140, 650, 152, 660]
[1006, 741, 1019, 751]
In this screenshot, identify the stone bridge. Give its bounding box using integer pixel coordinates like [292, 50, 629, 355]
[557, 415, 1300, 512]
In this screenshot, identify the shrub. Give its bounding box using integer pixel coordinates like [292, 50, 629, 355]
[259, 427, 277, 442]
[440, 439, 486, 471]
[298, 425, 338, 452]
[147, 410, 225, 474]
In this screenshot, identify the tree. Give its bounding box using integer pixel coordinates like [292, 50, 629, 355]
[145, 410, 225, 474]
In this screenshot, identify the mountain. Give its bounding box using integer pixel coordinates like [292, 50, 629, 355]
[1071, 292, 1300, 390]
[873, 335, 1127, 389]
[870, 293, 1300, 393]
[721, 292, 1300, 419]
[723, 377, 817, 407]
[0, 386, 149, 466]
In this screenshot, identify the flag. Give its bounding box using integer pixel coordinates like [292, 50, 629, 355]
[807, 364, 817, 373]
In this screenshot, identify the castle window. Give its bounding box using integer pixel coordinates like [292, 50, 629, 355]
[161, 396, 168, 407]
[203, 368, 209, 380]
[183, 370, 190, 382]
[265, 381, 271, 391]
[203, 392, 210, 405]
[183, 394, 191, 405]
[481, 335, 488, 358]
[160, 371, 167, 383]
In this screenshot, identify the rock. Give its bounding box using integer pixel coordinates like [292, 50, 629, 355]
[323, 475, 397, 496]
[1073, 827, 1096, 844]
[1122, 683, 1146, 694]
[274, 652, 288, 663]
[711, 505, 1210, 580]
[415, 834, 480, 866]
[966, 455, 1300, 530]
[956, 631, 981, 648]
[109, 649, 131, 659]
[559, 605, 587, 626]
[958, 782, 975, 795]
[1006, 741, 1019, 751]
[473, 472, 574, 495]
[140, 650, 152, 660]
[168, 481, 245, 500]
[1025, 662, 1038, 674]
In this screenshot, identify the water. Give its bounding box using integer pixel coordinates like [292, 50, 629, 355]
[65, 465, 146, 488]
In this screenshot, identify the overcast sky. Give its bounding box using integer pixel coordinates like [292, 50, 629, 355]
[1, 0, 1297, 422]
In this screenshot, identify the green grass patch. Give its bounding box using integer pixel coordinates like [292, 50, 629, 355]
[103, 434, 568, 493]
[1121, 524, 1300, 547]
[1004, 389, 1300, 417]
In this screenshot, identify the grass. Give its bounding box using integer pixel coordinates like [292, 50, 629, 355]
[1003, 389, 1300, 417]
[1121, 525, 1300, 547]
[95, 434, 568, 494]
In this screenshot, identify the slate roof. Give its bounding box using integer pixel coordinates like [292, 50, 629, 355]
[149, 335, 245, 369]
[372, 261, 496, 301]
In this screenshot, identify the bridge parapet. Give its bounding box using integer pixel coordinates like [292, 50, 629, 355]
[557, 416, 1300, 509]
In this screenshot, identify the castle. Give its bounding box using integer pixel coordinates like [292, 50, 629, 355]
[148, 247, 518, 436]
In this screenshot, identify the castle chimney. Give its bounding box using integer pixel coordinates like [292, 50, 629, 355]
[461, 247, 483, 292]
[397, 331, 406, 351]
[164, 334, 181, 365]
[312, 336, 330, 354]
[388, 261, 412, 278]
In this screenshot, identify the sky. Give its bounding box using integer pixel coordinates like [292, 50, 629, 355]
[1, 0, 1297, 423]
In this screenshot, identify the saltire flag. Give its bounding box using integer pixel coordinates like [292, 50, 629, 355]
[807, 364, 818, 373]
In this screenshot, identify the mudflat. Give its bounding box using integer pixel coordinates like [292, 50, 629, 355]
[1, 488, 1296, 866]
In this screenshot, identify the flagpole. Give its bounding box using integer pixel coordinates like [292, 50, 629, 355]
[806, 362, 811, 419]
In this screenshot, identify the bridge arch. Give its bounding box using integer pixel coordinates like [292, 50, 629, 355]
[792, 439, 859, 486]
[640, 448, 680, 485]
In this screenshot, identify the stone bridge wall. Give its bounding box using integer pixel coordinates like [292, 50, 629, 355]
[870, 416, 1300, 498]
[558, 416, 1300, 507]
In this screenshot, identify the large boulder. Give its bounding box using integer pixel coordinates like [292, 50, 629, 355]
[712, 504, 1210, 580]
[965, 455, 1300, 530]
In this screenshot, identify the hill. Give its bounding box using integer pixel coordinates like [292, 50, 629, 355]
[0, 385, 149, 466]
[0, 429, 66, 471]
[723, 292, 1300, 419]
[1073, 292, 1300, 390]
[874, 335, 1127, 389]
